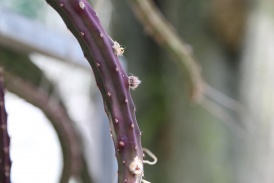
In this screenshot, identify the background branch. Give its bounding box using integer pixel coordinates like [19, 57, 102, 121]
[127, 0, 204, 100]
[0, 46, 94, 182]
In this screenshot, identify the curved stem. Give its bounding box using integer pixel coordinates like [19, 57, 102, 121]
[46, 0, 143, 182]
[127, 0, 204, 101]
[4, 72, 82, 183]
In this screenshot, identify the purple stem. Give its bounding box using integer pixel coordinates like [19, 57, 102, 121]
[0, 69, 11, 183]
[45, 1, 144, 182]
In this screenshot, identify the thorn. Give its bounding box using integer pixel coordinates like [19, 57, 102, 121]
[3, 147, 9, 153]
[79, 1, 85, 9]
[59, 3, 64, 7]
[100, 33, 104, 38]
[0, 125, 6, 129]
[124, 179, 128, 182]
[125, 99, 128, 103]
[135, 146, 138, 150]
[107, 92, 111, 97]
[115, 67, 119, 72]
[80, 32, 85, 36]
[128, 75, 141, 90]
[96, 63, 100, 67]
[140, 131, 142, 136]
[112, 41, 125, 56]
[115, 119, 119, 123]
[123, 160, 126, 164]
[119, 141, 125, 147]
[131, 123, 134, 128]
[4, 166, 9, 171]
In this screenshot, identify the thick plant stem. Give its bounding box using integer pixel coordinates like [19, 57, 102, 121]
[46, 0, 143, 182]
[0, 69, 11, 183]
[4, 72, 82, 183]
[128, 0, 204, 101]
[0, 47, 85, 183]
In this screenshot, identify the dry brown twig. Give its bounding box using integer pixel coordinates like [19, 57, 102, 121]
[127, 0, 255, 137]
[128, 0, 204, 101]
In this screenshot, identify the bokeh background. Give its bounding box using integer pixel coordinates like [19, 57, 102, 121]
[1, 0, 274, 183]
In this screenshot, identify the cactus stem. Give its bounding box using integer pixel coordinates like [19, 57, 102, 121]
[46, 0, 144, 181]
[0, 125, 6, 129]
[0, 69, 11, 183]
[3, 147, 8, 153]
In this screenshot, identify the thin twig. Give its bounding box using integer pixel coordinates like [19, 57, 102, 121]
[126, 1, 254, 138]
[204, 84, 255, 132]
[128, 0, 204, 101]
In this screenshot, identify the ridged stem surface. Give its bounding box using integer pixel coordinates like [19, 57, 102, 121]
[46, 0, 143, 182]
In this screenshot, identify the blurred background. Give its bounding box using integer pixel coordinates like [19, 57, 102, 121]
[1, 0, 274, 183]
